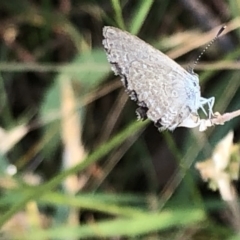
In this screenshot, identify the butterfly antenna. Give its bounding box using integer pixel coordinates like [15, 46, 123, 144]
[191, 25, 226, 72]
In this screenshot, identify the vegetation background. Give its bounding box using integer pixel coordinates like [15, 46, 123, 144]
[0, 0, 240, 239]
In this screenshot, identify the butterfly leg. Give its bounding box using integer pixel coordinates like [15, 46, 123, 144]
[200, 97, 215, 118]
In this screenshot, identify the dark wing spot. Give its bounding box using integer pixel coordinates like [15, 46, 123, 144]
[126, 90, 138, 101]
[136, 106, 148, 121]
[154, 119, 162, 129]
[137, 101, 147, 108]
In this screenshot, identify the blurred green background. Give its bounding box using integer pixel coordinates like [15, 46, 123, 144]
[0, 0, 240, 239]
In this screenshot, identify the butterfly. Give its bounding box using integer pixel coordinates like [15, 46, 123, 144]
[102, 26, 216, 131]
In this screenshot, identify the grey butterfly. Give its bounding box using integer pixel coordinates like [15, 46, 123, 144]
[102, 26, 215, 131]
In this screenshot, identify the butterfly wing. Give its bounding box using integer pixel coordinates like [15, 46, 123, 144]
[103, 26, 200, 130]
